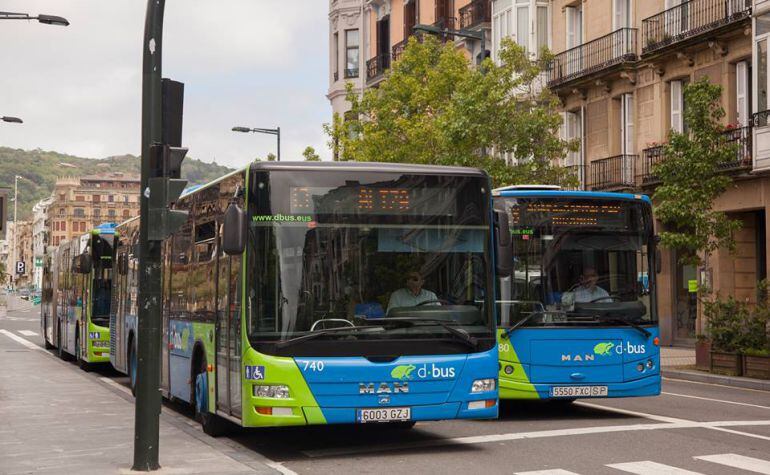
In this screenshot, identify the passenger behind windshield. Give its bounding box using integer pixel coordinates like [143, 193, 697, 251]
[387, 271, 440, 314]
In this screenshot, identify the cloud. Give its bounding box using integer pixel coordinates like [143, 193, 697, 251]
[0, 0, 332, 168]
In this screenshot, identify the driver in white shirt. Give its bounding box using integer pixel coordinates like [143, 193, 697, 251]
[387, 271, 439, 314]
[573, 267, 611, 303]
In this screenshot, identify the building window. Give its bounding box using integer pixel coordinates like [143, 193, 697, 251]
[93, 195, 100, 204]
[333, 31, 339, 81]
[670, 79, 685, 133]
[621, 93, 634, 155]
[736, 60, 751, 127]
[108, 209, 116, 218]
[94, 208, 101, 218]
[75, 195, 84, 202]
[61, 222, 66, 231]
[613, 0, 632, 30]
[59, 194, 65, 201]
[74, 208, 85, 217]
[123, 209, 130, 218]
[108, 195, 114, 203]
[494, 1, 549, 60]
[566, 4, 583, 49]
[345, 29, 359, 78]
[58, 208, 65, 216]
[124, 195, 129, 203]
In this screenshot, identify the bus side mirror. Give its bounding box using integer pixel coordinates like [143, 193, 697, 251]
[73, 253, 92, 274]
[495, 210, 513, 277]
[223, 202, 246, 255]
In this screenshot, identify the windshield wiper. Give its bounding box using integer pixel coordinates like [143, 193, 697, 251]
[503, 311, 542, 339]
[595, 317, 651, 338]
[360, 317, 479, 350]
[274, 325, 384, 349]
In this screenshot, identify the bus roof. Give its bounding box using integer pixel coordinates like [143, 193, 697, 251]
[250, 160, 489, 177]
[493, 189, 652, 204]
[92, 222, 118, 235]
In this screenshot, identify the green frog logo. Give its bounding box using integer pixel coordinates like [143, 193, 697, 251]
[593, 342, 615, 356]
[390, 364, 417, 380]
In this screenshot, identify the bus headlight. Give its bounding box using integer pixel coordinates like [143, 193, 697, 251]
[471, 378, 496, 393]
[646, 359, 654, 369]
[253, 385, 290, 399]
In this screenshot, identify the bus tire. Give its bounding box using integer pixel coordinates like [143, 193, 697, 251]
[76, 328, 91, 372]
[193, 353, 228, 437]
[57, 321, 71, 361]
[128, 338, 137, 397]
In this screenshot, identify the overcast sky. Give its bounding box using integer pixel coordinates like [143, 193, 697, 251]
[1, 0, 332, 168]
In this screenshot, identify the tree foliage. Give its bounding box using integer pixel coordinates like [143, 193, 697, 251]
[302, 146, 321, 161]
[653, 78, 741, 265]
[326, 36, 575, 187]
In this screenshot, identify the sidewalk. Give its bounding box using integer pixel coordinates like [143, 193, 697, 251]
[0, 326, 278, 474]
[660, 346, 770, 392]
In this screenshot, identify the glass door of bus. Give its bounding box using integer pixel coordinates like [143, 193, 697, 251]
[216, 250, 242, 419]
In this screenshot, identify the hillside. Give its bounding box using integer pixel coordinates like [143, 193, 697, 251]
[0, 147, 233, 220]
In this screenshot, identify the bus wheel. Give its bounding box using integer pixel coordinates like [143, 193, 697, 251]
[193, 356, 228, 437]
[76, 329, 91, 372]
[57, 322, 71, 361]
[128, 341, 137, 397]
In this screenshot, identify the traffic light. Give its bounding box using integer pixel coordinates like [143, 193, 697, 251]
[147, 177, 188, 241]
[0, 188, 7, 240]
[149, 143, 187, 179]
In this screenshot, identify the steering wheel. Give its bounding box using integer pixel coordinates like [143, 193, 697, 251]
[588, 295, 621, 303]
[416, 299, 451, 306]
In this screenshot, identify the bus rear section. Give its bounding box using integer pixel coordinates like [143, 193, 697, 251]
[494, 190, 661, 400]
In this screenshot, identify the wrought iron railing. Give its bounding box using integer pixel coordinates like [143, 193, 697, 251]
[641, 0, 751, 54]
[547, 28, 638, 88]
[366, 54, 390, 82]
[392, 39, 408, 62]
[753, 109, 770, 127]
[637, 126, 752, 184]
[588, 154, 638, 191]
[459, 0, 491, 30]
[344, 67, 359, 79]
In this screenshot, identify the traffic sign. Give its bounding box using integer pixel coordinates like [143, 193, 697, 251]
[16, 261, 26, 275]
[35, 257, 43, 268]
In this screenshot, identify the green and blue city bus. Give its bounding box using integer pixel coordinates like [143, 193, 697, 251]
[493, 187, 661, 401]
[41, 223, 116, 368]
[111, 161, 501, 434]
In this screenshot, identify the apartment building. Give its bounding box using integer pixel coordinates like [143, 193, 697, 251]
[32, 197, 54, 290]
[328, 0, 493, 116]
[492, 0, 769, 345]
[48, 173, 140, 247]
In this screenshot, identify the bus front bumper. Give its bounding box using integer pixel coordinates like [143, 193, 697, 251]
[499, 374, 661, 400]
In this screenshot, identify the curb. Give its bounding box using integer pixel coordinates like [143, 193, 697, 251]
[662, 368, 770, 392]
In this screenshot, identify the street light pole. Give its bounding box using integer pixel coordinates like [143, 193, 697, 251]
[231, 126, 281, 161]
[0, 12, 69, 26]
[134, 0, 166, 471]
[12, 176, 19, 290]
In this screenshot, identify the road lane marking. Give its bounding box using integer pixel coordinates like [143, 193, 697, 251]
[662, 391, 770, 410]
[574, 401, 690, 423]
[0, 329, 43, 351]
[706, 426, 770, 442]
[695, 453, 770, 474]
[663, 376, 770, 394]
[607, 461, 703, 474]
[515, 470, 580, 475]
[18, 330, 37, 337]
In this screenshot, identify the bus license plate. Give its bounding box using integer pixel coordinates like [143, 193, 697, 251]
[550, 386, 608, 398]
[357, 407, 411, 423]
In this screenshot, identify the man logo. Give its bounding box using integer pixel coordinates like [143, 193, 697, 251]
[359, 382, 409, 394]
[561, 354, 595, 362]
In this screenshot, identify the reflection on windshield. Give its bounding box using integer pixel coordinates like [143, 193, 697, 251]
[246, 171, 494, 347]
[497, 198, 656, 327]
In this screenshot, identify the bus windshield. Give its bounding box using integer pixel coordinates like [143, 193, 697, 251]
[246, 169, 495, 356]
[495, 196, 656, 328]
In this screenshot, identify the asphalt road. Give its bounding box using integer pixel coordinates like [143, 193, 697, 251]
[2, 301, 769, 475]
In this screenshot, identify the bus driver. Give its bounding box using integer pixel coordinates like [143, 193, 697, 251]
[387, 271, 439, 314]
[573, 267, 611, 303]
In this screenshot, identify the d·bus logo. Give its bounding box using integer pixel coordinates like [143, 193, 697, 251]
[390, 363, 456, 380]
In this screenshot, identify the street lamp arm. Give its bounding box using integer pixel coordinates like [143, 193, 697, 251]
[413, 24, 483, 42]
[0, 12, 69, 26]
[1, 116, 23, 124]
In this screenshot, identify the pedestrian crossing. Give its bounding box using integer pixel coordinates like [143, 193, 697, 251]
[515, 453, 770, 475]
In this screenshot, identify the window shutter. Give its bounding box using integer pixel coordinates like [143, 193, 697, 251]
[737, 61, 748, 127]
[671, 80, 683, 133]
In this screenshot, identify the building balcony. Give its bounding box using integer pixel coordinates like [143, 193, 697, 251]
[641, 0, 751, 56]
[366, 54, 390, 84]
[459, 0, 491, 30]
[392, 39, 408, 63]
[588, 154, 638, 191]
[637, 125, 753, 186]
[546, 28, 638, 89]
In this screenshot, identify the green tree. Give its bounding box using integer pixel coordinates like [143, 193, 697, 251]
[653, 78, 741, 266]
[325, 36, 575, 187]
[0, 262, 5, 286]
[302, 146, 321, 161]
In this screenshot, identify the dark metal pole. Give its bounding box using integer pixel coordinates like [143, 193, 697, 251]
[277, 127, 281, 162]
[134, 0, 165, 471]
